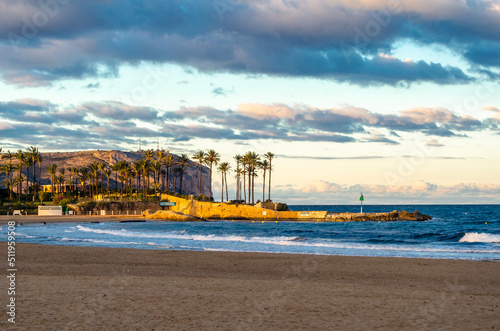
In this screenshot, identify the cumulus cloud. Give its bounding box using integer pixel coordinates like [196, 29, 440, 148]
[0, 99, 498, 149]
[1, 0, 498, 86]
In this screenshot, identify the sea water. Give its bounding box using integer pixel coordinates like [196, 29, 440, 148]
[2, 205, 499, 261]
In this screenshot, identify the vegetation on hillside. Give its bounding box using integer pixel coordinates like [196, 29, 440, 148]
[0, 146, 278, 208]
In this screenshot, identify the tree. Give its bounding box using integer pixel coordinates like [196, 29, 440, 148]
[2, 177, 16, 201]
[89, 162, 100, 198]
[133, 160, 142, 199]
[243, 152, 259, 204]
[79, 167, 90, 197]
[70, 167, 79, 196]
[260, 160, 270, 203]
[152, 160, 161, 199]
[27, 146, 39, 201]
[99, 162, 106, 196]
[205, 150, 220, 200]
[264, 152, 275, 202]
[192, 150, 206, 196]
[58, 168, 66, 194]
[234, 154, 242, 201]
[47, 164, 58, 197]
[163, 154, 174, 192]
[38, 191, 46, 205]
[104, 169, 112, 198]
[156, 150, 168, 193]
[139, 159, 151, 197]
[15, 150, 25, 202]
[111, 162, 122, 199]
[35, 152, 43, 189]
[218, 162, 231, 202]
[23, 156, 33, 202]
[176, 154, 191, 195]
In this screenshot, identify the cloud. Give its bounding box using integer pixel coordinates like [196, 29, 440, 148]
[425, 139, 444, 147]
[1, 0, 498, 86]
[0, 99, 498, 149]
[82, 82, 100, 89]
[285, 179, 500, 204]
[212, 87, 226, 96]
[482, 106, 499, 112]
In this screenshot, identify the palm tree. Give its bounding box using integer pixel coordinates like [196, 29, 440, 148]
[14, 175, 25, 202]
[35, 152, 43, 189]
[133, 160, 142, 199]
[104, 169, 112, 198]
[260, 160, 270, 203]
[47, 163, 58, 197]
[89, 162, 100, 198]
[192, 150, 206, 196]
[23, 156, 33, 202]
[111, 162, 122, 199]
[139, 159, 151, 197]
[164, 154, 174, 192]
[234, 154, 242, 201]
[218, 162, 231, 202]
[99, 162, 106, 196]
[234, 167, 243, 202]
[58, 168, 66, 194]
[27, 146, 38, 200]
[70, 167, 79, 196]
[264, 152, 275, 202]
[176, 154, 191, 195]
[79, 167, 90, 197]
[55, 174, 65, 195]
[249, 152, 260, 204]
[152, 160, 162, 199]
[205, 150, 220, 200]
[2, 177, 16, 201]
[38, 191, 46, 205]
[15, 150, 25, 202]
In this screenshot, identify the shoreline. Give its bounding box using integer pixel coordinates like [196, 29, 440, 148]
[1, 242, 498, 330]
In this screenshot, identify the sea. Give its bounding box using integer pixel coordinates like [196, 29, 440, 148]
[3, 205, 500, 261]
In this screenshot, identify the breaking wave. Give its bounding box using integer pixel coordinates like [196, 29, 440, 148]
[459, 233, 500, 243]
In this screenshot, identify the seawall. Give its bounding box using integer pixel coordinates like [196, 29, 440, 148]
[153, 194, 431, 222]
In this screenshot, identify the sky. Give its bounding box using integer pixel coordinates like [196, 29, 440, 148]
[0, 0, 499, 204]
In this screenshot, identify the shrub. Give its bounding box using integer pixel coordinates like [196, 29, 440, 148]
[276, 203, 289, 211]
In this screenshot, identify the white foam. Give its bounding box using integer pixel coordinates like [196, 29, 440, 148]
[15, 233, 37, 238]
[59, 237, 142, 245]
[75, 225, 299, 244]
[459, 232, 500, 243]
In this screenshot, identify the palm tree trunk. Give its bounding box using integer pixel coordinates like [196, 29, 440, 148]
[209, 164, 212, 198]
[268, 160, 272, 202]
[221, 172, 224, 202]
[199, 165, 203, 196]
[263, 170, 266, 203]
[225, 172, 228, 202]
[243, 170, 246, 203]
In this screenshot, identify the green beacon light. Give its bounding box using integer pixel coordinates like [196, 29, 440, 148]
[360, 193, 364, 213]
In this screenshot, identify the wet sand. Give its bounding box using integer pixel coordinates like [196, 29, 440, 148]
[0, 243, 498, 330]
[0, 215, 144, 225]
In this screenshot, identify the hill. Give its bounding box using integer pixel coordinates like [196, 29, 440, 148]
[1, 150, 211, 197]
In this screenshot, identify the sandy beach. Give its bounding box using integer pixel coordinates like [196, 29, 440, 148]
[1, 242, 498, 330]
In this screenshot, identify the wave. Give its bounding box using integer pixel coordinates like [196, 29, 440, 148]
[15, 233, 37, 238]
[59, 237, 142, 245]
[75, 225, 302, 245]
[459, 232, 500, 243]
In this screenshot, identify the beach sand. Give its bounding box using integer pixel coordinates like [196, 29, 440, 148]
[1, 242, 499, 330]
